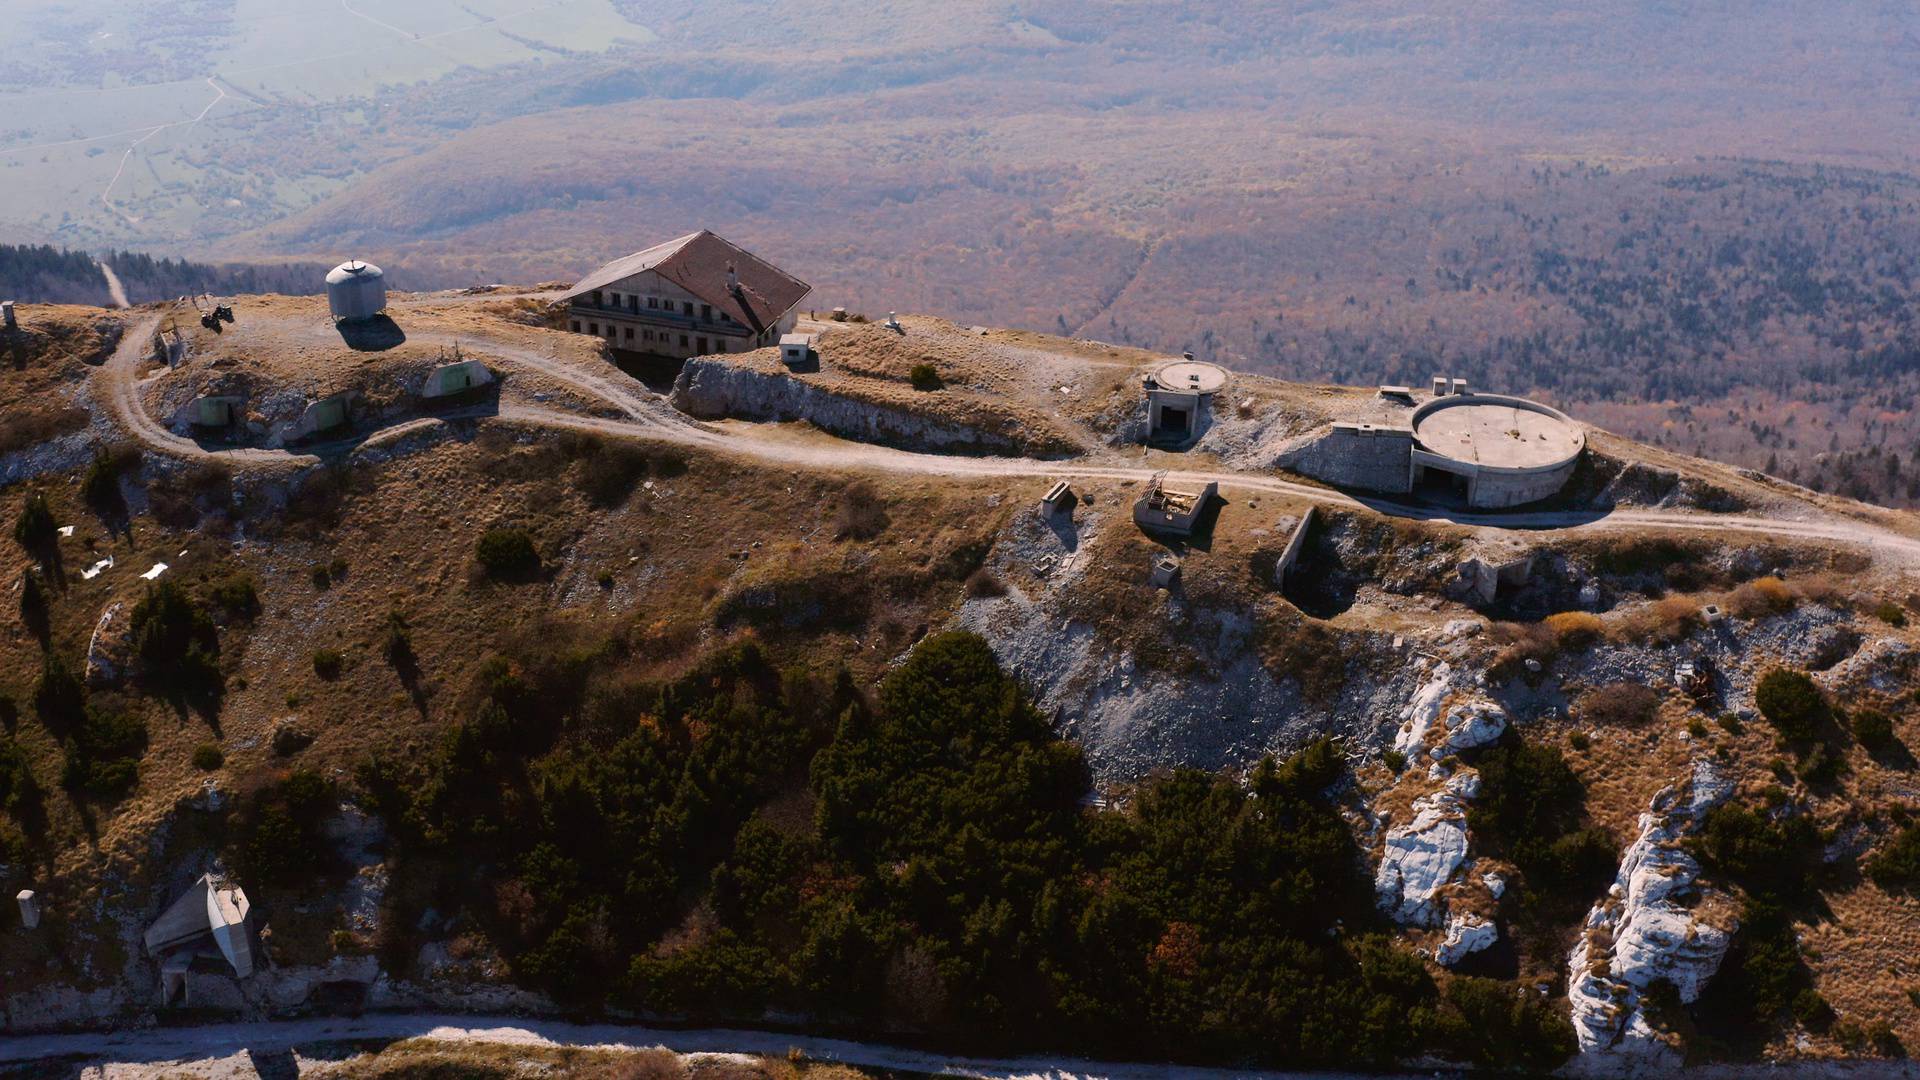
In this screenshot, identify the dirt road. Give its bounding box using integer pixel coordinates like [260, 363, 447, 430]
[0, 1010, 1382, 1079]
[98, 310, 1920, 567]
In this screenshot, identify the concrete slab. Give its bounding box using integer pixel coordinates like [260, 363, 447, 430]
[1413, 400, 1581, 470]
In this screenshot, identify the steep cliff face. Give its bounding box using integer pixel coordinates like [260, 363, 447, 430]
[671, 357, 1059, 456]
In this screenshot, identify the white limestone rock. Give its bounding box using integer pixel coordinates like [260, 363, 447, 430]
[1394, 663, 1453, 757]
[1376, 778, 1475, 928]
[1440, 700, 1507, 755]
[1393, 664, 1508, 759]
[1566, 760, 1737, 1069]
[1436, 913, 1498, 967]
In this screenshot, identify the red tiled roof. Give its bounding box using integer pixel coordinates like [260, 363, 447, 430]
[562, 231, 811, 335]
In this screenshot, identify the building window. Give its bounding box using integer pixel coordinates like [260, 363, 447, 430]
[647, 297, 657, 309]
[592, 290, 603, 306]
[570, 319, 581, 333]
[609, 291, 620, 306]
[700, 304, 711, 320]
[679, 334, 689, 347]
[629, 295, 639, 313]
[682, 301, 694, 315]
[643, 329, 652, 341]
[697, 336, 709, 353]
[624, 327, 634, 341]
[588, 322, 599, 335]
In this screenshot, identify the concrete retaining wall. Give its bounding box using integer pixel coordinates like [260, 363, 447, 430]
[1274, 506, 1316, 583]
[671, 357, 1035, 456]
[1276, 423, 1414, 494]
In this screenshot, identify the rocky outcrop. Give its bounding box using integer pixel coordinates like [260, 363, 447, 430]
[1567, 760, 1738, 1071]
[1392, 662, 1508, 759]
[672, 358, 1044, 456]
[1436, 912, 1498, 967]
[84, 600, 132, 686]
[1376, 768, 1479, 928]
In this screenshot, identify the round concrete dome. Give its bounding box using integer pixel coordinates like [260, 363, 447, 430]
[1151, 359, 1228, 395]
[326, 260, 387, 323]
[1410, 394, 1585, 508]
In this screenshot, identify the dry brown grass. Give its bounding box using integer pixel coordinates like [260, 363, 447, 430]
[1609, 594, 1702, 645]
[1725, 575, 1798, 619]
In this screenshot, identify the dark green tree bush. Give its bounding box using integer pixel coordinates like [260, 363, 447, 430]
[476, 528, 540, 579]
[1755, 669, 1827, 743]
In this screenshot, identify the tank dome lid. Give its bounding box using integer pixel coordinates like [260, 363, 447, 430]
[326, 260, 384, 285]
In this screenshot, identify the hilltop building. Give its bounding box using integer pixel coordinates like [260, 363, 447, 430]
[145, 873, 258, 1004]
[563, 231, 810, 359]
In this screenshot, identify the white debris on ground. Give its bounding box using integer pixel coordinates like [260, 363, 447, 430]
[1567, 759, 1738, 1070]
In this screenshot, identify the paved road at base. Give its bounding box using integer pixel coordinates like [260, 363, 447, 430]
[101, 307, 1920, 568]
[0, 1011, 1384, 1079]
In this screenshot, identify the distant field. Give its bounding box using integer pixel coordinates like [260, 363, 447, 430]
[0, 0, 651, 242]
[2, 1, 1919, 506]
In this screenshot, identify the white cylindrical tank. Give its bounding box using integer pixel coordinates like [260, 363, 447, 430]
[325, 260, 386, 322]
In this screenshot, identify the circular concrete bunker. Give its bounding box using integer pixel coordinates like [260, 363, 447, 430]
[1409, 393, 1585, 509]
[1143, 359, 1229, 447]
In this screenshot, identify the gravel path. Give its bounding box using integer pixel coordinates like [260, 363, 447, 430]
[99, 309, 1920, 568]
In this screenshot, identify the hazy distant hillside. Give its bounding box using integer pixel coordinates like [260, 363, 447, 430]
[5, 1, 1920, 504]
[0, 244, 323, 307]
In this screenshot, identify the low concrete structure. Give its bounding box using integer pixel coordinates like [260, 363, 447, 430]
[422, 358, 494, 399]
[145, 874, 258, 1004]
[1040, 480, 1077, 521]
[292, 393, 352, 440]
[1410, 393, 1585, 509]
[2, 301, 15, 329]
[192, 395, 244, 428]
[1149, 554, 1181, 588]
[1133, 473, 1218, 537]
[17, 889, 39, 929]
[1143, 358, 1227, 447]
[1272, 507, 1316, 586]
[779, 333, 816, 367]
[157, 326, 187, 367]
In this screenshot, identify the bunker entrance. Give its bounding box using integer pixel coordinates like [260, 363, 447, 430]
[613, 350, 687, 393]
[1414, 465, 1471, 505]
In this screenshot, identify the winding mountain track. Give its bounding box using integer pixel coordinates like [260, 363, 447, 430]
[99, 312, 1920, 566]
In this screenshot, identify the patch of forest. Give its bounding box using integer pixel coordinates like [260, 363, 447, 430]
[0, 244, 322, 307]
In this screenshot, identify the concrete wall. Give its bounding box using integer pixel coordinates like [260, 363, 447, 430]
[1277, 424, 1414, 494]
[1274, 506, 1316, 583]
[1465, 459, 1581, 509]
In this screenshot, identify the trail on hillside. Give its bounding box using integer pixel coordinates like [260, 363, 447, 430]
[94, 306, 1920, 568]
[96, 259, 130, 308]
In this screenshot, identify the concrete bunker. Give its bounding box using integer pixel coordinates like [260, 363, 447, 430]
[779, 333, 817, 368]
[293, 393, 353, 440]
[1409, 393, 1585, 509]
[1040, 480, 1077, 522]
[423, 358, 495, 399]
[145, 873, 257, 1004]
[1133, 472, 1218, 537]
[1142, 358, 1228, 448]
[192, 395, 245, 429]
